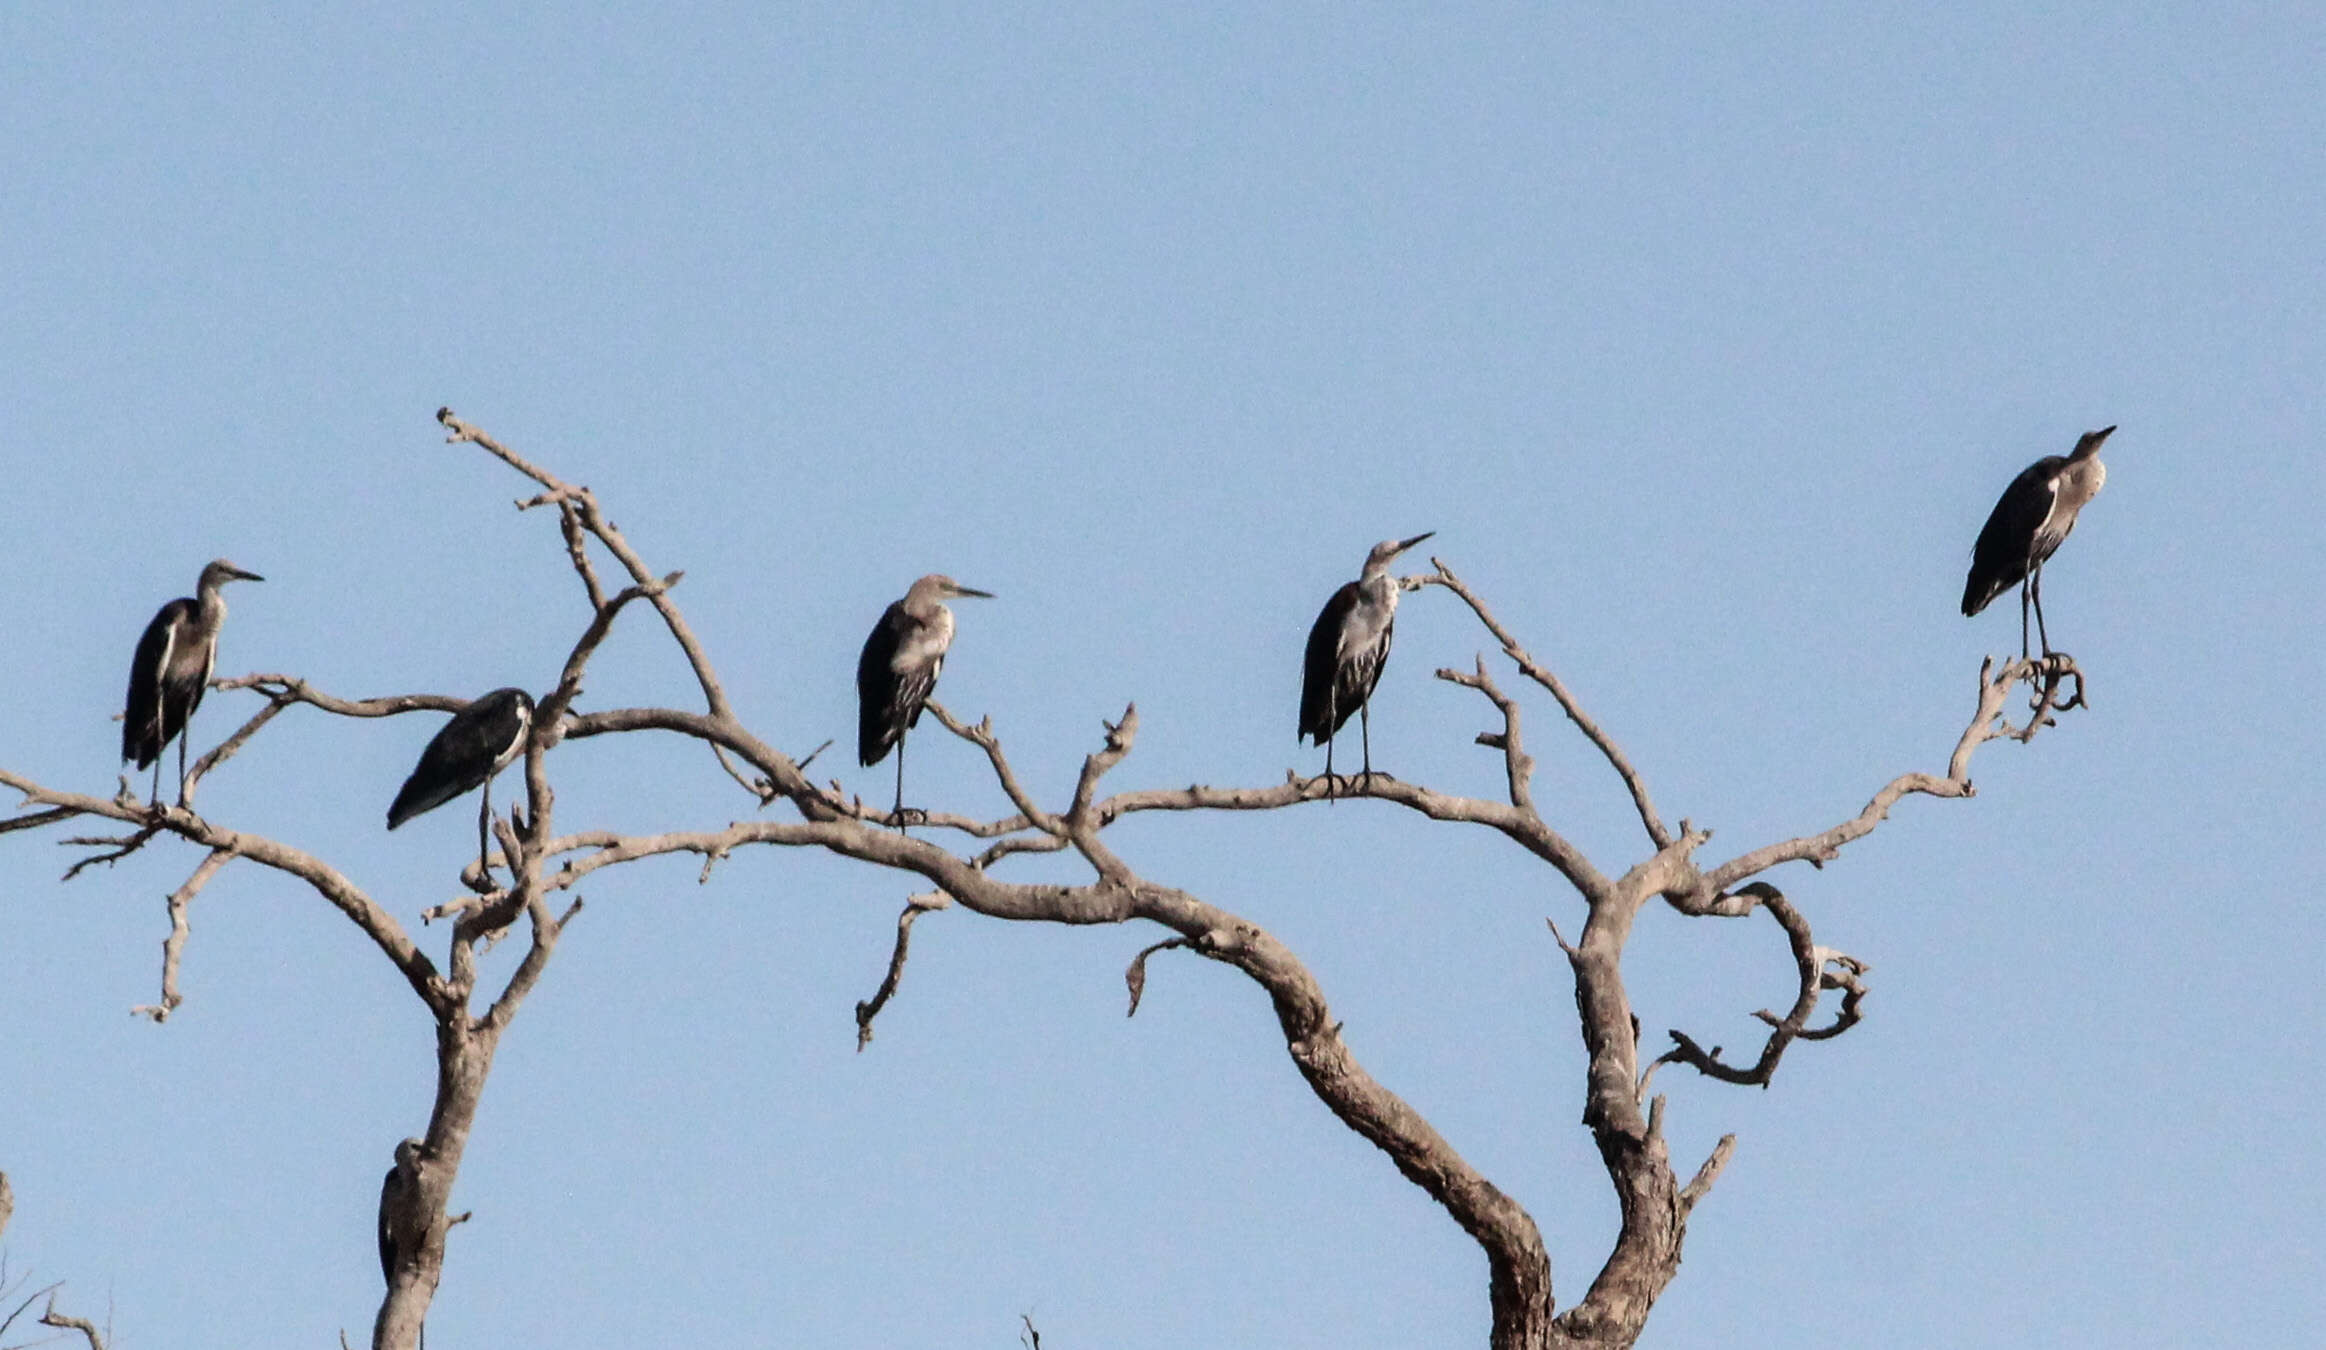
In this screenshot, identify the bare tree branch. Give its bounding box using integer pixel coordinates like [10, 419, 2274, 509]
[1419, 563, 1672, 850]
[1652, 883, 1869, 1088]
[1124, 936, 1191, 1017]
[1698, 653, 2082, 894]
[1436, 654, 1537, 815]
[0, 807, 77, 837]
[855, 892, 951, 1050]
[0, 770, 447, 1017]
[923, 702, 1065, 839]
[38, 1291, 105, 1350]
[130, 847, 235, 1023]
[1677, 1135, 1736, 1215]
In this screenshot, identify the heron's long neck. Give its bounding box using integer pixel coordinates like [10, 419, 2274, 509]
[196, 583, 229, 634]
[1357, 570, 1399, 616]
[2059, 456, 2106, 510]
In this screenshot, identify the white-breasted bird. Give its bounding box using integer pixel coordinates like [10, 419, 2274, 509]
[123, 558, 264, 806]
[857, 574, 992, 827]
[1299, 532, 1433, 794]
[1962, 426, 2114, 659]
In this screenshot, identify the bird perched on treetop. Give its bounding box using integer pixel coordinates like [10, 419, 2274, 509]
[123, 558, 264, 808]
[857, 573, 992, 828]
[1300, 532, 1434, 795]
[386, 687, 535, 878]
[1962, 426, 2114, 659]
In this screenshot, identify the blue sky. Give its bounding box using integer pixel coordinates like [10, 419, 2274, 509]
[3, 5, 2322, 1346]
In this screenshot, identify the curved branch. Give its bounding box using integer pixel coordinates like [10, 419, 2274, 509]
[39, 1292, 106, 1350]
[1435, 654, 1536, 815]
[1701, 653, 2083, 893]
[855, 893, 950, 1050]
[1419, 562, 1671, 850]
[0, 769, 446, 1015]
[1096, 772, 1609, 900]
[1653, 883, 1868, 1088]
[214, 675, 470, 719]
[438, 409, 738, 726]
[538, 710, 1558, 1337]
[131, 846, 236, 1022]
[922, 701, 1064, 838]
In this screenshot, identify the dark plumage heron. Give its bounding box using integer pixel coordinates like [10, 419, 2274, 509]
[378, 1137, 422, 1287]
[123, 559, 264, 806]
[1300, 532, 1433, 794]
[1962, 426, 2114, 659]
[386, 687, 535, 875]
[857, 574, 992, 825]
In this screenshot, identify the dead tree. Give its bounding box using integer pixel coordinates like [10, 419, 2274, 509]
[0, 410, 2087, 1349]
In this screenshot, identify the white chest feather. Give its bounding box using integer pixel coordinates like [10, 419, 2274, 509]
[893, 607, 955, 673]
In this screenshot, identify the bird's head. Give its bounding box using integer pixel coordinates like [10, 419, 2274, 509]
[912, 573, 995, 603]
[1362, 532, 1435, 577]
[2071, 426, 2116, 460]
[200, 559, 265, 588]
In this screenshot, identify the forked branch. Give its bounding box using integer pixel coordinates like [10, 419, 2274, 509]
[1652, 883, 1869, 1089]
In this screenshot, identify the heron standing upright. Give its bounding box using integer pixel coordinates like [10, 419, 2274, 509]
[386, 687, 535, 878]
[1962, 426, 2114, 659]
[1300, 532, 1434, 794]
[857, 574, 992, 826]
[377, 1135, 429, 1348]
[378, 1137, 422, 1287]
[123, 558, 265, 807]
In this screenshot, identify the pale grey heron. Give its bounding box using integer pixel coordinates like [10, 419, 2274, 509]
[1300, 532, 1433, 794]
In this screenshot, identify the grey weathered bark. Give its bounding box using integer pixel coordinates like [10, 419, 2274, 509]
[0, 410, 2085, 1348]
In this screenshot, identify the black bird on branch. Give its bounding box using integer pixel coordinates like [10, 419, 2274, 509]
[386, 687, 535, 877]
[122, 558, 264, 807]
[1962, 426, 2114, 659]
[1300, 532, 1433, 795]
[857, 573, 992, 828]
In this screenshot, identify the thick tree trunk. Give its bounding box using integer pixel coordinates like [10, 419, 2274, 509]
[374, 1022, 500, 1350]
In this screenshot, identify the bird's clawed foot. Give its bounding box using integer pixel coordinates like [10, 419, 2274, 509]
[1311, 769, 1396, 800]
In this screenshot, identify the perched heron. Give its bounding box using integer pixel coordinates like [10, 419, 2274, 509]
[378, 1137, 422, 1287]
[1300, 532, 1434, 794]
[123, 559, 264, 807]
[386, 687, 535, 876]
[857, 574, 992, 826]
[378, 1136, 429, 1347]
[1962, 426, 2115, 659]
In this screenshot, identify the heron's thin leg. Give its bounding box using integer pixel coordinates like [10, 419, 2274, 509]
[2031, 566, 2052, 657]
[2018, 580, 2032, 663]
[175, 730, 189, 806]
[1324, 731, 1337, 803]
[893, 737, 907, 832]
[150, 752, 162, 812]
[1359, 702, 1373, 794]
[477, 777, 493, 880]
